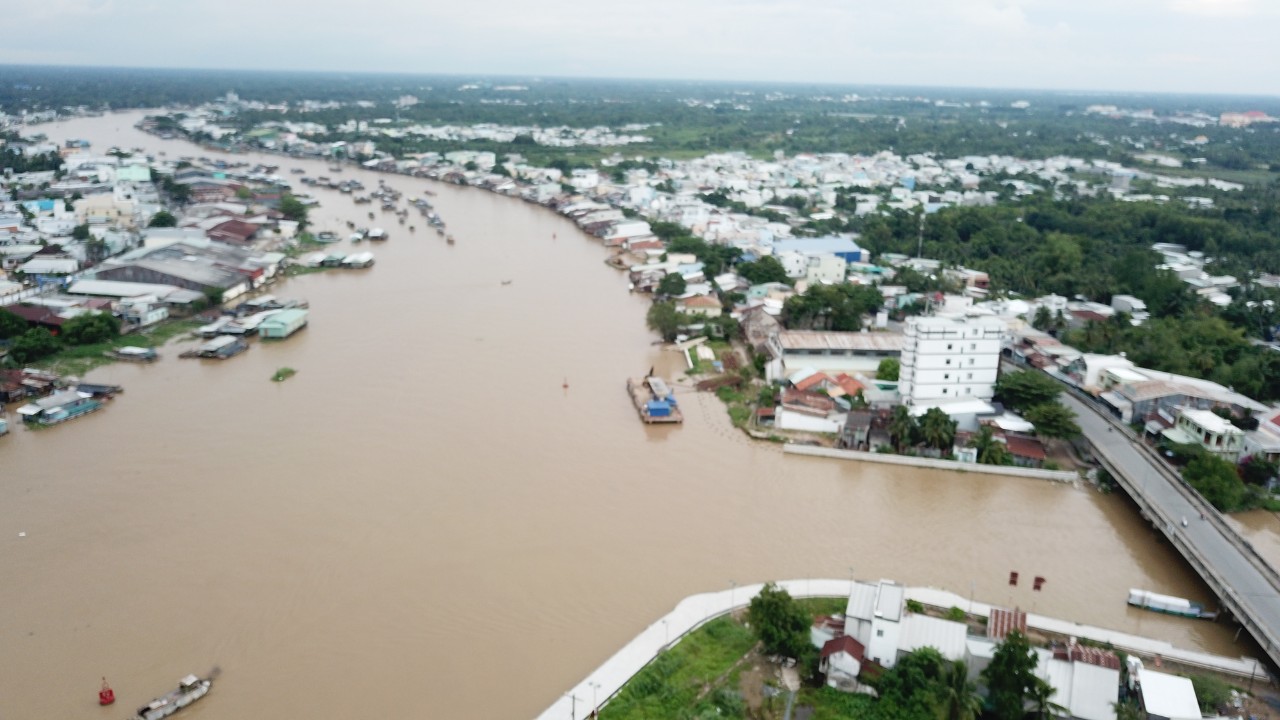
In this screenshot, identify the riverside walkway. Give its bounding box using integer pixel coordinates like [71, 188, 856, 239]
[535, 579, 1265, 720]
[1062, 391, 1280, 674]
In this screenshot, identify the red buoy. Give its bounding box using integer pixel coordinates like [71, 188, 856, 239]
[99, 677, 115, 706]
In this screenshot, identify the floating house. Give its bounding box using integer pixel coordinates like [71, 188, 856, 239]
[181, 335, 249, 360]
[342, 252, 375, 268]
[17, 390, 103, 426]
[258, 309, 309, 339]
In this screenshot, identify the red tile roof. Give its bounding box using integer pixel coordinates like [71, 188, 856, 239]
[821, 635, 865, 660]
[794, 372, 834, 392]
[987, 607, 1028, 640]
[834, 373, 865, 396]
[1005, 434, 1047, 461]
[781, 387, 835, 415]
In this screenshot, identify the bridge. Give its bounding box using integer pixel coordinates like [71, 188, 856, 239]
[1064, 392, 1280, 674]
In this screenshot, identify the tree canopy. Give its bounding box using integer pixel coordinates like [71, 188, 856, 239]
[0, 308, 28, 340]
[60, 313, 120, 345]
[877, 357, 900, 381]
[646, 301, 687, 342]
[746, 583, 809, 658]
[1024, 402, 1081, 440]
[736, 256, 790, 286]
[148, 210, 177, 228]
[783, 283, 883, 331]
[981, 630, 1041, 720]
[994, 370, 1063, 412]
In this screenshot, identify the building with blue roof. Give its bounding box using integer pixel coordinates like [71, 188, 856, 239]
[771, 236, 868, 264]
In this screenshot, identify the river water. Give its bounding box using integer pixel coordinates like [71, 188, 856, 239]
[0, 112, 1254, 718]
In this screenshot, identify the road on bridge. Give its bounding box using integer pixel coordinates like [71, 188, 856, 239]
[1063, 392, 1280, 668]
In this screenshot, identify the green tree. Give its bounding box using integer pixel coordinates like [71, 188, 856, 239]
[981, 630, 1040, 720]
[782, 283, 883, 331]
[877, 357, 900, 381]
[278, 194, 310, 230]
[994, 370, 1063, 412]
[70, 223, 91, 241]
[1183, 454, 1247, 512]
[147, 210, 177, 228]
[10, 328, 61, 363]
[1030, 677, 1067, 720]
[0, 308, 28, 340]
[971, 426, 1012, 465]
[646, 301, 686, 342]
[919, 407, 958, 452]
[1024, 402, 1081, 439]
[656, 273, 687, 297]
[1032, 305, 1053, 331]
[60, 313, 120, 345]
[746, 582, 809, 658]
[940, 661, 983, 720]
[876, 647, 949, 719]
[1240, 456, 1278, 486]
[736, 256, 790, 286]
[889, 405, 919, 452]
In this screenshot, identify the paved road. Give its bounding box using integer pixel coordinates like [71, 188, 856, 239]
[1062, 393, 1280, 667]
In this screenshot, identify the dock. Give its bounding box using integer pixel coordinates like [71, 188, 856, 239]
[626, 376, 683, 424]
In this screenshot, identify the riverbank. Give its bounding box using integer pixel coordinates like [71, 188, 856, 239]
[783, 443, 1080, 482]
[1, 112, 1251, 720]
[540, 580, 1269, 720]
[26, 317, 202, 376]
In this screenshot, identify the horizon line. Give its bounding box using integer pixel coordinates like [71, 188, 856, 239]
[1, 62, 1278, 102]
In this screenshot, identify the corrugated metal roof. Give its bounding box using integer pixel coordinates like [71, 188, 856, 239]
[779, 331, 904, 352]
[1138, 668, 1200, 720]
[845, 582, 878, 622]
[899, 614, 966, 661]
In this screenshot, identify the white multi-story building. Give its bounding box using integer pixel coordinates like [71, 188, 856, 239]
[898, 315, 1005, 405]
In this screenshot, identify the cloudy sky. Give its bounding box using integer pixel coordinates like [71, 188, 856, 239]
[5, 0, 1277, 95]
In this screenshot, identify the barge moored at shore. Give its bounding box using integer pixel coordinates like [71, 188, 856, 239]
[627, 376, 683, 424]
[1128, 588, 1217, 619]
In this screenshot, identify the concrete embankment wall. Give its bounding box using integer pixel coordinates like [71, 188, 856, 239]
[783, 444, 1080, 483]
[535, 579, 1267, 720]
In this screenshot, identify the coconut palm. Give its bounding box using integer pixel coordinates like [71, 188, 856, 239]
[889, 405, 918, 452]
[972, 425, 1012, 465]
[1030, 677, 1067, 719]
[919, 407, 957, 453]
[940, 661, 983, 720]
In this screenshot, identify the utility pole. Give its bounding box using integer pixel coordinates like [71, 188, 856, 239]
[916, 210, 926, 259]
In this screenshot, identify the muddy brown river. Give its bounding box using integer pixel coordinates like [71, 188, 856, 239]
[0, 112, 1256, 718]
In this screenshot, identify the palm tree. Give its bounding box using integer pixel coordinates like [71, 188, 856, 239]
[1030, 677, 1067, 720]
[940, 661, 983, 720]
[889, 405, 918, 452]
[919, 407, 957, 453]
[972, 426, 1011, 465]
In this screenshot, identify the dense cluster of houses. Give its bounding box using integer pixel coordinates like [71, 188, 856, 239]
[812, 579, 1206, 720]
[1, 128, 304, 310]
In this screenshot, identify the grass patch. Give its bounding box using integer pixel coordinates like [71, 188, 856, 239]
[794, 686, 879, 720]
[600, 616, 756, 720]
[32, 318, 202, 376]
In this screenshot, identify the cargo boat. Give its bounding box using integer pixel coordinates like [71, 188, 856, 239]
[627, 376, 683, 424]
[130, 673, 213, 720]
[1128, 589, 1217, 619]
